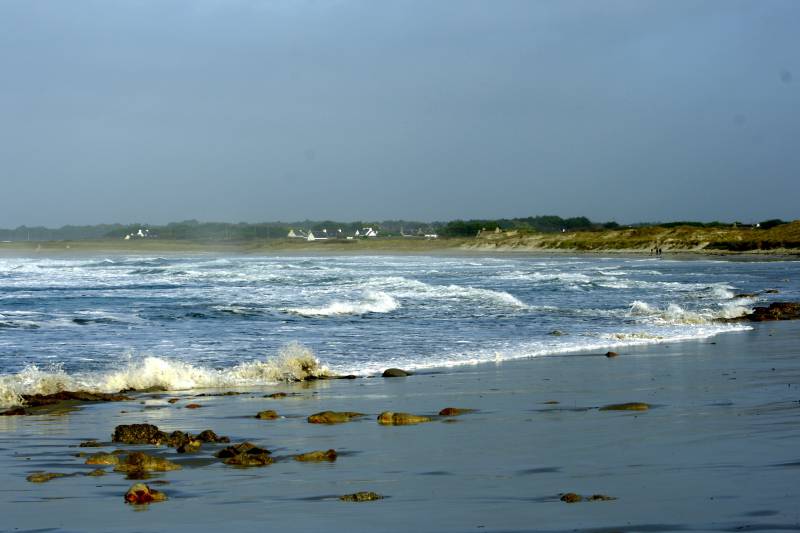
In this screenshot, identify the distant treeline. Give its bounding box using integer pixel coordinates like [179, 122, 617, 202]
[0, 217, 790, 241]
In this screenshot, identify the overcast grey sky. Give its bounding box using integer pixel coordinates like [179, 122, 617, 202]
[0, 0, 798, 226]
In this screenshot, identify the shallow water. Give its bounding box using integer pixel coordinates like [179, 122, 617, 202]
[1, 254, 799, 404]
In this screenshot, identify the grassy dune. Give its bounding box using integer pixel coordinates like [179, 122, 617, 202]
[466, 221, 800, 254]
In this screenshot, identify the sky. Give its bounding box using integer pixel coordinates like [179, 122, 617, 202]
[0, 0, 798, 227]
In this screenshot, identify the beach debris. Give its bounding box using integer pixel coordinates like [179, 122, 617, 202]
[114, 452, 181, 474]
[382, 368, 410, 377]
[256, 410, 279, 420]
[605, 351, 619, 358]
[560, 493, 582, 503]
[307, 411, 365, 424]
[599, 402, 650, 411]
[124, 483, 168, 505]
[339, 491, 384, 502]
[86, 452, 121, 466]
[185, 403, 202, 409]
[295, 449, 337, 462]
[377, 412, 432, 425]
[438, 407, 475, 416]
[744, 302, 800, 321]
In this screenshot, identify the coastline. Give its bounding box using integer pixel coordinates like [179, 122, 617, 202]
[2, 322, 799, 532]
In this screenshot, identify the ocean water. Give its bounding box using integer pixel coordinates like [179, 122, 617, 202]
[1, 254, 798, 406]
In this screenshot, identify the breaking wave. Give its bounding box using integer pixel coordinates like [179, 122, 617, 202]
[0, 342, 329, 409]
[628, 300, 752, 324]
[286, 291, 400, 317]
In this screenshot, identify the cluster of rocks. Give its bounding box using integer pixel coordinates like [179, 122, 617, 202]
[743, 302, 800, 321]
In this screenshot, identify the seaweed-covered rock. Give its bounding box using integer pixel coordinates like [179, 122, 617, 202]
[216, 442, 270, 459]
[124, 483, 168, 504]
[223, 452, 273, 467]
[588, 494, 617, 501]
[295, 449, 337, 462]
[114, 452, 181, 473]
[185, 403, 202, 409]
[307, 411, 365, 424]
[256, 410, 279, 420]
[176, 439, 202, 454]
[605, 351, 619, 358]
[745, 302, 800, 321]
[377, 412, 432, 425]
[21, 391, 131, 408]
[339, 491, 383, 502]
[265, 392, 287, 398]
[79, 440, 104, 448]
[26, 472, 68, 483]
[112, 424, 169, 445]
[86, 468, 106, 477]
[438, 407, 474, 417]
[195, 429, 229, 443]
[599, 402, 650, 411]
[560, 493, 582, 503]
[86, 452, 121, 466]
[382, 368, 410, 378]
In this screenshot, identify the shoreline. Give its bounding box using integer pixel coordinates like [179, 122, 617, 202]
[1, 321, 799, 531]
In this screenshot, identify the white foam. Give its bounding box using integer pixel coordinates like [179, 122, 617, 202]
[0, 342, 329, 408]
[286, 291, 399, 317]
[628, 300, 751, 324]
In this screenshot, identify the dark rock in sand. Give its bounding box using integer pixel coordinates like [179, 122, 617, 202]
[382, 368, 410, 378]
[79, 440, 104, 448]
[1, 407, 28, 416]
[124, 483, 168, 504]
[115, 452, 181, 473]
[735, 293, 758, 299]
[265, 392, 288, 399]
[588, 494, 617, 501]
[86, 468, 106, 477]
[167, 398, 180, 404]
[216, 442, 271, 459]
[112, 423, 169, 445]
[295, 449, 337, 462]
[377, 411, 432, 425]
[339, 491, 383, 502]
[560, 492, 582, 503]
[20, 391, 131, 408]
[185, 403, 202, 409]
[307, 411, 365, 424]
[438, 407, 475, 417]
[599, 402, 650, 411]
[256, 410, 279, 420]
[26, 472, 68, 483]
[605, 351, 619, 358]
[745, 302, 800, 321]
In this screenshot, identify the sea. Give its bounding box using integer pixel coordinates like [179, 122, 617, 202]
[1, 253, 798, 407]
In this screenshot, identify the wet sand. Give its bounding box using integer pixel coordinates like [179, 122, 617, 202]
[1, 321, 799, 532]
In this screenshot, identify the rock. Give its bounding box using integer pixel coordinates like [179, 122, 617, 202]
[79, 440, 104, 448]
[86, 453, 121, 465]
[382, 368, 410, 378]
[560, 492, 582, 503]
[26, 472, 67, 483]
[216, 442, 270, 459]
[112, 424, 168, 445]
[377, 412, 432, 425]
[124, 483, 168, 504]
[339, 491, 384, 502]
[599, 402, 650, 411]
[167, 398, 180, 404]
[114, 452, 181, 473]
[195, 429, 229, 443]
[256, 410, 279, 420]
[764, 289, 779, 294]
[438, 407, 474, 416]
[544, 400, 560, 405]
[185, 403, 202, 409]
[86, 468, 106, 477]
[223, 452, 273, 467]
[176, 440, 202, 454]
[307, 411, 365, 424]
[1, 406, 27, 416]
[734, 293, 758, 298]
[20, 391, 132, 408]
[548, 330, 566, 336]
[745, 302, 800, 321]
[295, 449, 337, 462]
[265, 392, 288, 398]
[605, 351, 618, 358]
[166, 430, 192, 449]
[588, 494, 617, 501]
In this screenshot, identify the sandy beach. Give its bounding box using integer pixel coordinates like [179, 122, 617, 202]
[1, 320, 798, 532]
